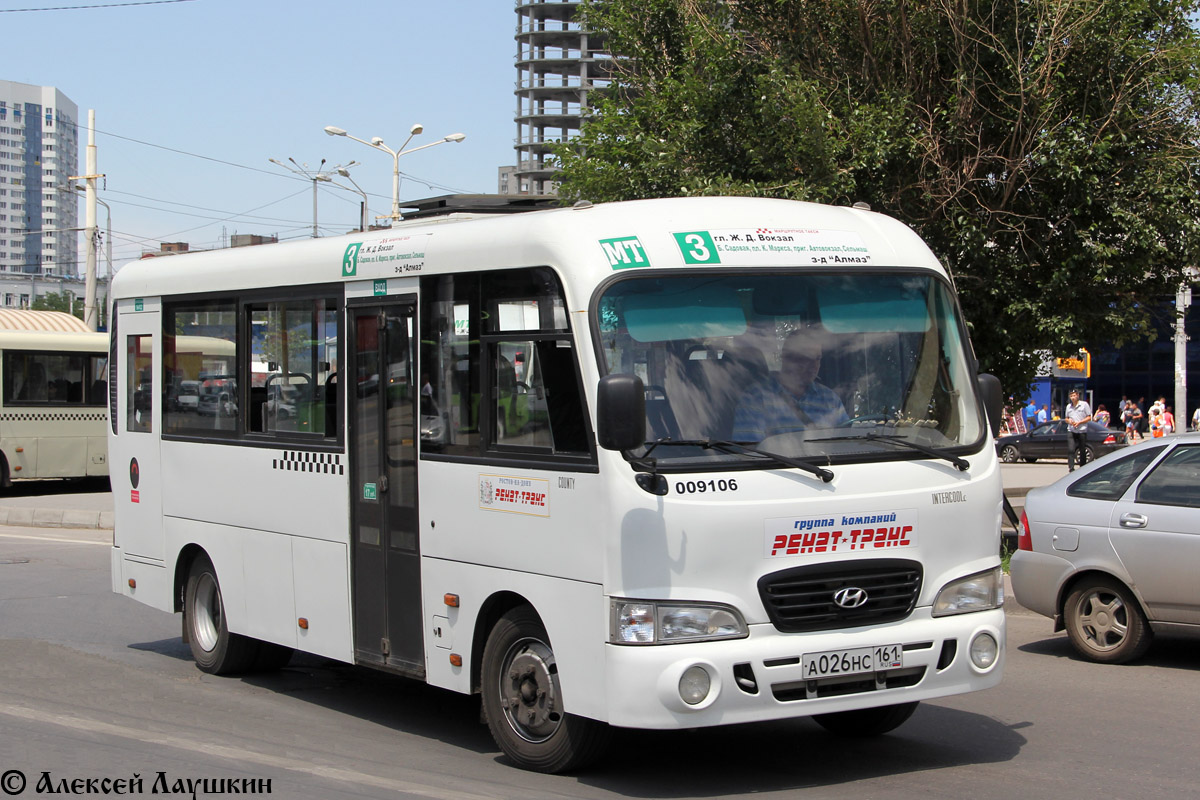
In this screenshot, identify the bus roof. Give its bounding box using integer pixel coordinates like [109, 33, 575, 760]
[0, 328, 107, 352]
[110, 196, 946, 302]
[0, 309, 93, 333]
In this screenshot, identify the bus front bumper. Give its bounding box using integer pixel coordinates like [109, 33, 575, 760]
[602, 607, 1004, 729]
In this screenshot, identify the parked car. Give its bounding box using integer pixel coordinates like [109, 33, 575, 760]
[996, 420, 1125, 463]
[1010, 434, 1200, 663]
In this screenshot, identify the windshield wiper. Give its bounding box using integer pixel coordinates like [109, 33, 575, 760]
[632, 438, 834, 483]
[813, 429, 969, 472]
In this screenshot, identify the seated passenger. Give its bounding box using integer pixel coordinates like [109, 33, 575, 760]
[732, 328, 848, 441]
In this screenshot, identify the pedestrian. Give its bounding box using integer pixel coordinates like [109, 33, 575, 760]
[1147, 397, 1165, 438]
[1065, 389, 1093, 471]
[1122, 401, 1137, 443]
[1023, 398, 1038, 433]
[1136, 397, 1147, 437]
[1094, 404, 1110, 428]
[1192, 406, 1200, 432]
[1037, 404, 1049, 425]
[1164, 406, 1175, 436]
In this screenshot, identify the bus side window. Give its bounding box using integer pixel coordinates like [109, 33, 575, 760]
[127, 334, 153, 433]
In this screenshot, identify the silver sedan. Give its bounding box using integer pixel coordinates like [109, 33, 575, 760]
[1010, 432, 1200, 663]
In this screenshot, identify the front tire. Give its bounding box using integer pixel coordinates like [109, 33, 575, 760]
[481, 607, 610, 773]
[184, 554, 262, 675]
[1064, 577, 1151, 664]
[813, 702, 919, 736]
[1000, 445, 1020, 463]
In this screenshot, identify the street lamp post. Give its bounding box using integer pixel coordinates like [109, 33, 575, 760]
[323, 124, 465, 224]
[268, 157, 353, 238]
[334, 167, 369, 232]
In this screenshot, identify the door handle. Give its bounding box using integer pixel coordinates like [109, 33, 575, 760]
[1119, 513, 1147, 529]
[378, 474, 389, 494]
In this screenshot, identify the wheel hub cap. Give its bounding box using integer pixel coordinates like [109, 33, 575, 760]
[500, 639, 563, 742]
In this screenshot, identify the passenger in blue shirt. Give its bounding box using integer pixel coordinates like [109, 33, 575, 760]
[732, 328, 848, 441]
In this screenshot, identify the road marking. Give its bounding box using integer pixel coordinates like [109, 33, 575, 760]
[0, 703, 503, 800]
[0, 532, 109, 546]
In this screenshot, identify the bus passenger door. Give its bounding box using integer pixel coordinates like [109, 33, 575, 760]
[112, 301, 164, 562]
[349, 300, 422, 675]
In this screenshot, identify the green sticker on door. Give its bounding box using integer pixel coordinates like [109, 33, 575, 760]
[363, 482, 377, 500]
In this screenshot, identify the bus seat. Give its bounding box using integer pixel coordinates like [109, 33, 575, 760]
[644, 384, 680, 442]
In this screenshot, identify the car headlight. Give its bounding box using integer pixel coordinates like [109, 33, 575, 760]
[610, 600, 748, 644]
[932, 567, 1004, 617]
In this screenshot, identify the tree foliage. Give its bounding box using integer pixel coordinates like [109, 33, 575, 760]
[31, 292, 84, 320]
[555, 0, 1200, 394]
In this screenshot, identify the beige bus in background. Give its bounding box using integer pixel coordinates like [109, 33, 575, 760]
[0, 310, 108, 484]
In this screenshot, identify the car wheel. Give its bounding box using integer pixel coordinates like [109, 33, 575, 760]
[1084, 445, 1097, 463]
[1000, 445, 1020, 463]
[813, 702, 919, 737]
[1063, 577, 1151, 664]
[184, 554, 262, 675]
[481, 606, 610, 773]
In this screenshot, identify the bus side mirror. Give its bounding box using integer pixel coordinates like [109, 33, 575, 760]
[976, 373, 1004, 438]
[597, 374, 646, 451]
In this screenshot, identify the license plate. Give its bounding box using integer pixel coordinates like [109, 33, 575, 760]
[802, 644, 903, 679]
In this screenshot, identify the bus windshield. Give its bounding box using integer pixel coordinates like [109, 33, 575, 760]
[595, 271, 984, 466]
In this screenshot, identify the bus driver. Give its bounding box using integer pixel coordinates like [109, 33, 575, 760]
[732, 327, 848, 441]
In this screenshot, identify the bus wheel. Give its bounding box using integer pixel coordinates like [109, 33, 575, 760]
[813, 702, 919, 737]
[184, 554, 260, 675]
[481, 607, 610, 773]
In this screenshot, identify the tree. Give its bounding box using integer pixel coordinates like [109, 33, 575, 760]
[555, 0, 1200, 395]
[31, 291, 84, 321]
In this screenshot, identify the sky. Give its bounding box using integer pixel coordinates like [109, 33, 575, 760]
[3, 0, 520, 269]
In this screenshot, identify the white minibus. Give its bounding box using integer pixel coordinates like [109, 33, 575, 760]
[109, 196, 1006, 772]
[0, 310, 108, 484]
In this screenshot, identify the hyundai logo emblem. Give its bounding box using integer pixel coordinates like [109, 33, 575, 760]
[833, 586, 869, 609]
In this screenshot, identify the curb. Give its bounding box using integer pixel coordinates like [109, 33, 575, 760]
[0, 506, 114, 530]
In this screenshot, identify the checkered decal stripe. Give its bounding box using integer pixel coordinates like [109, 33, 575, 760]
[1, 411, 108, 422]
[273, 451, 344, 475]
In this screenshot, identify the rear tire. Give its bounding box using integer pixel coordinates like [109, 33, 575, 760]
[481, 606, 610, 773]
[813, 702, 919, 737]
[1064, 577, 1151, 664]
[184, 554, 261, 675]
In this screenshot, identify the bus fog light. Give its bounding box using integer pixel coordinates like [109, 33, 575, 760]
[679, 665, 711, 705]
[970, 632, 998, 669]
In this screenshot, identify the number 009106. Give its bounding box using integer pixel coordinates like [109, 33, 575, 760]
[674, 478, 738, 494]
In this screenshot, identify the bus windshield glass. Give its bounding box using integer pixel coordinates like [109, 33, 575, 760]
[596, 271, 984, 466]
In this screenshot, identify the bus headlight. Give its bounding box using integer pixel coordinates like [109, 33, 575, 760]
[611, 600, 748, 644]
[932, 567, 1004, 617]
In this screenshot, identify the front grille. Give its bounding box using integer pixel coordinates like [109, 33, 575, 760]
[758, 559, 922, 633]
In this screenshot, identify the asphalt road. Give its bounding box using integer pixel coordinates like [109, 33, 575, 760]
[2, 520, 1198, 800]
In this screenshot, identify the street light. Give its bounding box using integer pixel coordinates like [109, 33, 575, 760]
[268, 157, 354, 238]
[333, 167, 369, 232]
[324, 124, 466, 224]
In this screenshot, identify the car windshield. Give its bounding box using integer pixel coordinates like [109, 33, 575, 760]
[596, 271, 985, 466]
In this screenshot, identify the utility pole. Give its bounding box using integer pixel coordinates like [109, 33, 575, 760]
[1175, 269, 1195, 432]
[69, 109, 104, 331]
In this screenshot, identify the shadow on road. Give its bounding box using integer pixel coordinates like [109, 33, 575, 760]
[144, 646, 1033, 794]
[1019, 632, 1200, 672]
